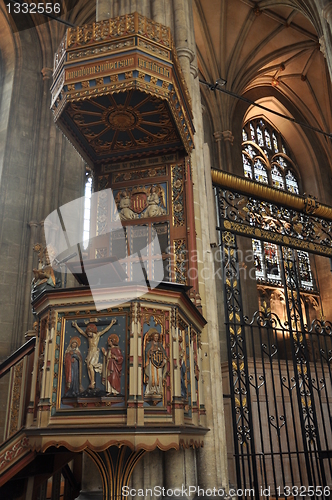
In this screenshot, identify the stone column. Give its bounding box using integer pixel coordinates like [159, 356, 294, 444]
[97, 0, 169, 24]
[173, 0, 194, 95]
[22, 220, 39, 331]
[143, 449, 164, 500]
[21, 67, 53, 340]
[164, 448, 197, 498]
[323, 3, 332, 26]
[321, 3, 332, 82]
[130, 449, 164, 500]
[222, 130, 234, 172]
[96, 0, 176, 38]
[176, 48, 195, 96]
[213, 130, 234, 172]
[96, 0, 112, 21]
[80, 453, 104, 497]
[183, 4, 229, 490]
[151, 0, 168, 26]
[213, 131, 224, 172]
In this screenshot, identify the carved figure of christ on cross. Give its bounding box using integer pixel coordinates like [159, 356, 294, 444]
[72, 319, 117, 389]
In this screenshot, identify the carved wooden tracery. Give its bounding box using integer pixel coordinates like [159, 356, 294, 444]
[91, 159, 189, 285]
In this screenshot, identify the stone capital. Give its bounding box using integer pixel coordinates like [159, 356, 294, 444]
[214, 130, 234, 144]
[221, 130, 234, 144]
[28, 220, 39, 228]
[41, 67, 53, 80]
[213, 131, 223, 142]
[176, 47, 195, 64]
[323, 3, 332, 25]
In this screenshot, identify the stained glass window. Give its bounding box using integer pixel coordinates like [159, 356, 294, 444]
[264, 243, 281, 283]
[241, 119, 314, 292]
[272, 133, 278, 152]
[245, 144, 256, 159]
[257, 126, 264, 146]
[252, 239, 265, 280]
[275, 156, 288, 170]
[265, 129, 271, 149]
[242, 129, 248, 142]
[298, 251, 314, 290]
[252, 240, 283, 285]
[250, 123, 255, 140]
[285, 170, 299, 194]
[242, 119, 299, 192]
[243, 154, 252, 179]
[254, 159, 268, 184]
[271, 165, 284, 190]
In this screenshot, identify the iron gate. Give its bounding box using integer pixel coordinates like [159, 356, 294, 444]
[214, 179, 332, 499]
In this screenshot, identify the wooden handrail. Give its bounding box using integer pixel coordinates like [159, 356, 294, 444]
[0, 337, 36, 378]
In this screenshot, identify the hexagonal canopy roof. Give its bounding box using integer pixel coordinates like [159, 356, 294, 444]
[51, 13, 194, 168]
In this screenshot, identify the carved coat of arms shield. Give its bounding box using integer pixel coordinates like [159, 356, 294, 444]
[130, 191, 147, 214]
[151, 347, 166, 368]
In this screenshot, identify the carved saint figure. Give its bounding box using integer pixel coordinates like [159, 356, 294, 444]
[142, 185, 166, 218]
[178, 334, 187, 399]
[101, 334, 123, 395]
[72, 319, 117, 389]
[144, 328, 167, 398]
[32, 243, 61, 289]
[118, 191, 138, 221]
[64, 337, 84, 397]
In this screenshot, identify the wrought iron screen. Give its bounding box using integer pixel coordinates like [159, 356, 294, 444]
[214, 181, 332, 500]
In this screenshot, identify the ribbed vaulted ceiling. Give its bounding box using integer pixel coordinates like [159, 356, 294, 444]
[194, 0, 332, 145]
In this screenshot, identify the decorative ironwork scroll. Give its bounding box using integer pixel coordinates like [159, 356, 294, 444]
[279, 247, 327, 487]
[216, 177, 332, 497]
[221, 231, 259, 495]
[215, 187, 332, 257]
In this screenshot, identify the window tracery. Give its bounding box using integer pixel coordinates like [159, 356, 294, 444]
[242, 118, 298, 193]
[83, 174, 92, 250]
[242, 118, 314, 293]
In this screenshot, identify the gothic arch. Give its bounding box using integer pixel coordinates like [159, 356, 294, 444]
[195, 0, 332, 202]
[231, 86, 331, 204]
[0, 5, 17, 184]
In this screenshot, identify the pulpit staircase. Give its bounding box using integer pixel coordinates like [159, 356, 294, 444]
[0, 338, 81, 500]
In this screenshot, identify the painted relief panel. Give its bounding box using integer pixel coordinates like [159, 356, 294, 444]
[191, 329, 200, 414]
[94, 160, 187, 285]
[141, 311, 170, 409]
[179, 322, 191, 416]
[113, 182, 168, 221]
[57, 313, 127, 412]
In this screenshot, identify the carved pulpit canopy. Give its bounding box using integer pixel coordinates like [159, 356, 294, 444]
[51, 12, 194, 168]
